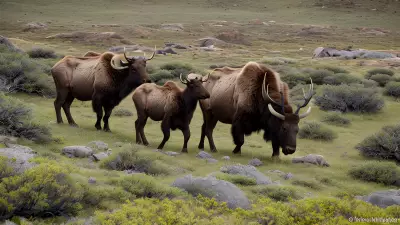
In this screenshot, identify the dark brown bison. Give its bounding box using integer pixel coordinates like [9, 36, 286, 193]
[50, 47, 156, 132]
[197, 61, 314, 157]
[132, 73, 210, 153]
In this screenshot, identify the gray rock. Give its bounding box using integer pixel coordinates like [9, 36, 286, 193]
[0, 135, 17, 144]
[0, 145, 36, 173]
[283, 173, 294, 180]
[221, 164, 273, 185]
[222, 156, 230, 160]
[207, 158, 218, 164]
[164, 151, 180, 157]
[196, 151, 213, 159]
[87, 141, 108, 151]
[91, 152, 109, 161]
[172, 174, 251, 209]
[267, 170, 285, 174]
[248, 158, 263, 167]
[292, 154, 330, 167]
[88, 177, 96, 184]
[357, 189, 400, 208]
[62, 146, 94, 158]
[107, 155, 122, 170]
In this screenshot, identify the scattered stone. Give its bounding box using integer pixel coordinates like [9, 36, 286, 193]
[87, 141, 108, 151]
[283, 173, 294, 180]
[267, 169, 285, 174]
[196, 37, 229, 47]
[62, 146, 94, 158]
[221, 164, 273, 185]
[172, 174, 251, 209]
[164, 151, 180, 157]
[292, 154, 330, 167]
[357, 189, 400, 208]
[196, 151, 213, 159]
[222, 156, 230, 160]
[162, 47, 178, 54]
[248, 158, 263, 167]
[0, 145, 36, 173]
[207, 158, 218, 164]
[161, 23, 184, 31]
[0, 135, 17, 144]
[22, 22, 48, 32]
[164, 42, 188, 49]
[88, 177, 96, 184]
[108, 45, 154, 53]
[91, 152, 110, 161]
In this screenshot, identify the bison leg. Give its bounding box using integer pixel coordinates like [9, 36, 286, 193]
[54, 89, 69, 124]
[157, 116, 171, 150]
[198, 123, 206, 150]
[231, 121, 244, 154]
[271, 136, 280, 158]
[135, 115, 149, 146]
[92, 96, 103, 130]
[103, 106, 113, 132]
[205, 115, 218, 152]
[62, 93, 78, 127]
[181, 127, 190, 153]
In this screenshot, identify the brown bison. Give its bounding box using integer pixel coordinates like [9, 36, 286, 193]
[50, 47, 156, 132]
[132, 73, 210, 152]
[197, 61, 314, 157]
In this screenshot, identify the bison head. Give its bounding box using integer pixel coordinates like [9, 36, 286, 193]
[262, 76, 314, 155]
[180, 73, 210, 99]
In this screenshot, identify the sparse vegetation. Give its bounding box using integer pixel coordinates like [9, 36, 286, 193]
[318, 65, 348, 74]
[27, 47, 57, 59]
[113, 108, 133, 117]
[321, 112, 351, 127]
[299, 121, 337, 141]
[356, 124, 400, 162]
[384, 81, 400, 98]
[348, 161, 400, 186]
[292, 178, 322, 190]
[251, 185, 302, 202]
[315, 84, 384, 113]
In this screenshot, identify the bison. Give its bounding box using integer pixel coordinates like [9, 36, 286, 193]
[132, 73, 210, 153]
[50, 47, 156, 132]
[197, 61, 314, 157]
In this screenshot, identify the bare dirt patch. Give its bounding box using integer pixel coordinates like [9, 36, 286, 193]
[215, 31, 251, 46]
[45, 31, 130, 46]
[22, 22, 48, 32]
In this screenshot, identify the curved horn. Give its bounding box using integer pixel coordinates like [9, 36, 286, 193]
[202, 73, 210, 82]
[123, 47, 131, 62]
[144, 45, 156, 61]
[261, 73, 269, 101]
[179, 73, 188, 84]
[268, 104, 285, 120]
[299, 106, 312, 119]
[110, 55, 129, 70]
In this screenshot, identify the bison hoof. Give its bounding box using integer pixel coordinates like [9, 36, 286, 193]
[57, 121, 64, 124]
[69, 123, 79, 127]
[103, 128, 111, 132]
[95, 125, 102, 130]
[198, 145, 204, 150]
[181, 148, 188, 153]
[211, 148, 218, 153]
[232, 149, 241, 154]
[143, 142, 149, 146]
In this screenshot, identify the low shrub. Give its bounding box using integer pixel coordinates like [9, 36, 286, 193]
[27, 47, 57, 59]
[0, 162, 84, 220]
[0, 45, 55, 96]
[215, 173, 257, 186]
[355, 124, 400, 162]
[369, 74, 393, 87]
[318, 65, 348, 74]
[361, 51, 396, 59]
[321, 112, 351, 127]
[150, 69, 175, 83]
[291, 178, 322, 190]
[322, 73, 361, 85]
[362, 79, 379, 88]
[109, 174, 183, 199]
[299, 121, 337, 141]
[315, 84, 384, 113]
[159, 62, 198, 77]
[281, 73, 308, 88]
[81, 185, 133, 209]
[348, 161, 400, 186]
[0, 93, 51, 143]
[365, 68, 395, 79]
[384, 81, 400, 98]
[251, 185, 302, 202]
[307, 69, 334, 85]
[113, 108, 133, 117]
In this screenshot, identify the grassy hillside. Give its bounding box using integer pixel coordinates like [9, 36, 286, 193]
[1, 0, 400, 224]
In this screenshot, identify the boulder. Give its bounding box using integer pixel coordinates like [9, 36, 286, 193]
[222, 156, 230, 160]
[164, 151, 180, 157]
[172, 174, 251, 209]
[292, 154, 330, 167]
[196, 151, 213, 159]
[207, 158, 218, 164]
[357, 189, 400, 208]
[0, 135, 18, 144]
[248, 158, 263, 167]
[0, 144, 36, 173]
[88, 177, 96, 184]
[283, 173, 294, 180]
[221, 164, 273, 185]
[91, 152, 110, 161]
[87, 141, 108, 151]
[62, 146, 93, 158]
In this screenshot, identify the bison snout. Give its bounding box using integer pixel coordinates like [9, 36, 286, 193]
[283, 146, 296, 155]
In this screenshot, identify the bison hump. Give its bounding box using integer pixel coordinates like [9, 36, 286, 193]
[162, 81, 182, 91]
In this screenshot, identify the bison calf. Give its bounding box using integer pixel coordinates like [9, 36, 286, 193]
[132, 73, 210, 153]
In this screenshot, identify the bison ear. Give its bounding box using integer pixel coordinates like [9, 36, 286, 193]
[120, 60, 129, 67]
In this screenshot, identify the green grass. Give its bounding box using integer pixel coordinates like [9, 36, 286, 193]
[1, 0, 400, 223]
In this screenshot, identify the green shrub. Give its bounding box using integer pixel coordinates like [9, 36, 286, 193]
[369, 74, 393, 87]
[0, 162, 84, 220]
[321, 112, 351, 127]
[315, 84, 384, 113]
[299, 121, 337, 141]
[261, 57, 297, 65]
[384, 81, 400, 97]
[251, 185, 301, 202]
[109, 174, 183, 199]
[318, 65, 348, 74]
[27, 47, 57, 59]
[81, 184, 133, 209]
[159, 62, 198, 77]
[150, 69, 175, 83]
[307, 69, 334, 85]
[215, 173, 257, 186]
[355, 124, 400, 162]
[322, 73, 361, 85]
[281, 73, 307, 88]
[0, 156, 14, 180]
[365, 68, 395, 79]
[291, 178, 322, 190]
[348, 161, 400, 186]
[0, 93, 51, 143]
[113, 108, 133, 117]
[0, 45, 55, 96]
[362, 79, 379, 88]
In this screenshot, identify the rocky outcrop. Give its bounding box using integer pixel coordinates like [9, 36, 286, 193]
[357, 189, 400, 208]
[292, 154, 330, 167]
[220, 164, 273, 185]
